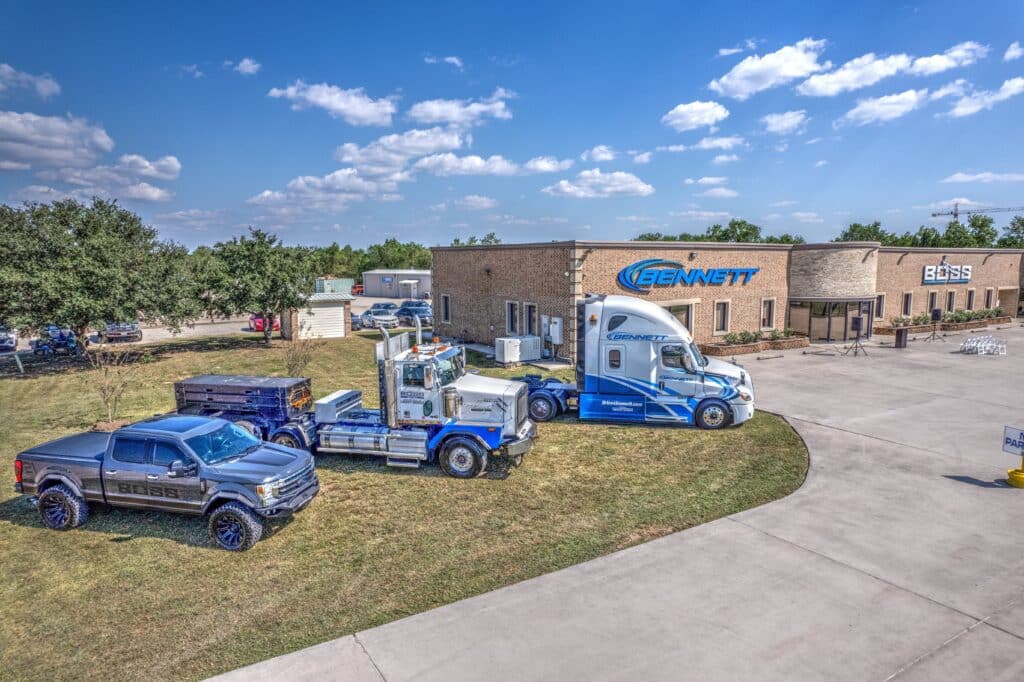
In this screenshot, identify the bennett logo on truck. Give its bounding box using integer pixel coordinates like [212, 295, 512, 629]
[617, 259, 759, 293]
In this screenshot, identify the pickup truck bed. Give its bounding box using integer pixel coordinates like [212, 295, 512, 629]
[25, 431, 109, 459]
[18, 431, 107, 501]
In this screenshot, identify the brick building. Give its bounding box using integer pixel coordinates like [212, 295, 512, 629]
[431, 240, 1024, 361]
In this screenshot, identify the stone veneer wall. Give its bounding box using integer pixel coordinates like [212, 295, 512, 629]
[788, 242, 879, 299]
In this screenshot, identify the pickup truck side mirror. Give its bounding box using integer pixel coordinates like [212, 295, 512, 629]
[168, 459, 197, 478]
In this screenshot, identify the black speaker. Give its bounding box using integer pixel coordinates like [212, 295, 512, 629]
[931, 308, 942, 322]
[851, 315, 863, 332]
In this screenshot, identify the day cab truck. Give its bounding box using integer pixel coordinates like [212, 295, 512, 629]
[519, 294, 755, 429]
[174, 326, 536, 478]
[13, 415, 319, 551]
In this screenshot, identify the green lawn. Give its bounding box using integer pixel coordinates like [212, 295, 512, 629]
[0, 333, 807, 681]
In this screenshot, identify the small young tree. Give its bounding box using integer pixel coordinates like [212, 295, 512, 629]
[282, 323, 326, 377]
[206, 228, 314, 345]
[87, 343, 140, 425]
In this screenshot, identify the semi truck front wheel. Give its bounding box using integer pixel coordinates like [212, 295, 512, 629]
[695, 400, 731, 430]
[439, 437, 487, 478]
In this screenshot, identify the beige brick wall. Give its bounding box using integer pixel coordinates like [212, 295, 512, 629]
[431, 243, 576, 350]
[579, 243, 791, 344]
[875, 249, 1023, 324]
[789, 243, 878, 299]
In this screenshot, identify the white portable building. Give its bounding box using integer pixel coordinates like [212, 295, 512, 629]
[282, 292, 353, 340]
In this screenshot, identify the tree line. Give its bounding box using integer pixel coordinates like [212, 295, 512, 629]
[636, 219, 805, 244]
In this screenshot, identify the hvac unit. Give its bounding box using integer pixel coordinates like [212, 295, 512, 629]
[518, 335, 542, 362]
[495, 337, 521, 364]
[547, 317, 564, 345]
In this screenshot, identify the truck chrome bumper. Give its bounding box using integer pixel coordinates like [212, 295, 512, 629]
[501, 422, 537, 457]
[255, 478, 319, 518]
[731, 401, 755, 425]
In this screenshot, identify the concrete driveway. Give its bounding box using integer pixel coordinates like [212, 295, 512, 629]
[214, 324, 1024, 681]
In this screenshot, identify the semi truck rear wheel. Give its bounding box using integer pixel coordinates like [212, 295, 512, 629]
[439, 437, 487, 478]
[209, 502, 263, 551]
[37, 483, 89, 530]
[271, 432, 302, 449]
[234, 420, 259, 438]
[528, 395, 557, 422]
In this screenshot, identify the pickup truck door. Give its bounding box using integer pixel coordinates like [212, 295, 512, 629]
[147, 440, 204, 514]
[104, 436, 154, 508]
[647, 343, 703, 425]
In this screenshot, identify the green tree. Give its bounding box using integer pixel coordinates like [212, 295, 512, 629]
[967, 214, 998, 248]
[940, 220, 974, 247]
[451, 232, 502, 246]
[996, 215, 1024, 248]
[833, 221, 896, 244]
[0, 198, 201, 338]
[207, 228, 314, 344]
[706, 219, 762, 242]
[763, 232, 806, 244]
[911, 225, 943, 247]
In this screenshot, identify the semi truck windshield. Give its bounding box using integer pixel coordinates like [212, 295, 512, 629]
[435, 355, 465, 386]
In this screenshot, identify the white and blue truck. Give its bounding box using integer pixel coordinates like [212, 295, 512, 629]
[519, 294, 755, 429]
[176, 326, 536, 478]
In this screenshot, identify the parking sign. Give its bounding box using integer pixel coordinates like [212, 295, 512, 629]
[1003, 427, 1024, 456]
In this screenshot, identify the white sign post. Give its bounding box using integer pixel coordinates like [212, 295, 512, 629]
[1003, 426, 1024, 488]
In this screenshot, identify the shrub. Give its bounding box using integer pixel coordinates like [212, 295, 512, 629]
[769, 328, 783, 341]
[911, 313, 932, 326]
[995, 306, 1005, 317]
[723, 332, 740, 345]
[783, 327, 794, 338]
[891, 316, 911, 327]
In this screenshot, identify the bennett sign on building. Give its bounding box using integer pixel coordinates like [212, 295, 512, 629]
[618, 259, 759, 292]
[923, 263, 972, 285]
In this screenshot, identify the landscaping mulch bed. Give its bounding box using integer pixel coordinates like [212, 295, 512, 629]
[700, 336, 810, 356]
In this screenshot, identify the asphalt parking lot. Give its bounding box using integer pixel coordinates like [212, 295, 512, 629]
[215, 322, 1024, 681]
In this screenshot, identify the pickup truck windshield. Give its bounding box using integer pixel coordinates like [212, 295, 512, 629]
[185, 423, 261, 464]
[435, 354, 465, 386]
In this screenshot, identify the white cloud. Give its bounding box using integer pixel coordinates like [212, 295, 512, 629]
[660, 100, 730, 132]
[455, 194, 497, 210]
[120, 182, 174, 202]
[38, 154, 182, 200]
[424, 55, 464, 71]
[909, 41, 989, 76]
[115, 154, 181, 180]
[542, 168, 654, 198]
[670, 209, 731, 221]
[268, 80, 397, 126]
[247, 166, 397, 219]
[0, 160, 29, 170]
[718, 47, 744, 57]
[155, 208, 223, 229]
[797, 53, 910, 96]
[336, 126, 464, 177]
[523, 156, 574, 173]
[654, 144, 687, 153]
[684, 176, 728, 185]
[941, 171, 1024, 183]
[580, 144, 616, 162]
[180, 64, 204, 79]
[944, 77, 1024, 117]
[9, 184, 67, 202]
[814, 160, 828, 167]
[712, 154, 739, 164]
[792, 211, 824, 223]
[1005, 42, 1024, 62]
[407, 87, 514, 126]
[834, 88, 929, 127]
[709, 38, 830, 100]
[805, 137, 823, 145]
[632, 151, 652, 164]
[0, 63, 60, 98]
[761, 110, 808, 135]
[413, 152, 518, 176]
[0, 111, 114, 168]
[691, 135, 745, 151]
[696, 187, 738, 198]
[233, 58, 261, 75]
[929, 79, 969, 100]
[915, 197, 982, 210]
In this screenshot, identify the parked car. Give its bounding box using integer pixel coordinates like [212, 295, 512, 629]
[369, 302, 398, 313]
[397, 303, 433, 326]
[101, 320, 143, 342]
[350, 312, 363, 330]
[32, 325, 82, 356]
[13, 415, 319, 551]
[248, 314, 280, 332]
[0, 326, 16, 353]
[351, 283, 364, 296]
[359, 308, 399, 329]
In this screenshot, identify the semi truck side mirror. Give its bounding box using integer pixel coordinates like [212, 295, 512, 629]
[423, 365, 434, 389]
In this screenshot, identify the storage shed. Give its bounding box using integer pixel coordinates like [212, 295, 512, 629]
[281, 292, 353, 340]
[361, 269, 432, 298]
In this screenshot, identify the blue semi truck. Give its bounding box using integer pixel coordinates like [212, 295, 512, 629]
[175, 328, 536, 478]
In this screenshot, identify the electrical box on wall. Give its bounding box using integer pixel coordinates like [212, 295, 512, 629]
[547, 317, 563, 345]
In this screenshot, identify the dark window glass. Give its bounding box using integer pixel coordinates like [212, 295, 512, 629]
[875, 295, 885, 319]
[112, 438, 147, 464]
[507, 302, 518, 334]
[761, 300, 774, 328]
[153, 442, 185, 467]
[985, 289, 993, 308]
[811, 302, 828, 316]
[608, 349, 621, 369]
[661, 345, 687, 369]
[928, 292, 938, 312]
[667, 305, 691, 329]
[902, 293, 912, 316]
[946, 291, 956, 312]
[607, 314, 627, 331]
[714, 302, 729, 332]
[403, 364, 424, 387]
[966, 290, 975, 310]
[441, 295, 451, 323]
[525, 304, 538, 335]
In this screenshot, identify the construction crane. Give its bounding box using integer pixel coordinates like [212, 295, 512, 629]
[931, 202, 1024, 222]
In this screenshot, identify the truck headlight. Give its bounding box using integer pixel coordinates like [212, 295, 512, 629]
[737, 390, 752, 402]
[255, 483, 279, 504]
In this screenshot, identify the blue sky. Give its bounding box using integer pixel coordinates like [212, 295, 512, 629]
[2, 0, 1023, 247]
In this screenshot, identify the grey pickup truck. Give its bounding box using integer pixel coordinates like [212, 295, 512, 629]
[13, 414, 319, 551]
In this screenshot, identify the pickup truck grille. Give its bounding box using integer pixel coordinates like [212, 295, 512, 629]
[277, 462, 316, 498]
[516, 386, 528, 428]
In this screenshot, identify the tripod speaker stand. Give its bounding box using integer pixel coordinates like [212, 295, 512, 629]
[843, 315, 868, 356]
[922, 308, 944, 343]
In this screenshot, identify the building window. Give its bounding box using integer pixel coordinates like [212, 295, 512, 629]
[928, 291, 938, 314]
[810, 302, 828, 316]
[875, 294, 885, 320]
[666, 305, 691, 329]
[985, 288, 994, 308]
[760, 299, 775, 330]
[524, 303, 538, 336]
[440, 294, 451, 323]
[506, 301, 519, 335]
[966, 289, 975, 311]
[902, 292, 912, 316]
[946, 291, 956, 312]
[608, 349, 621, 369]
[714, 301, 730, 334]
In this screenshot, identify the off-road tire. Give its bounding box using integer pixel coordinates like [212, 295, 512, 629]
[208, 502, 263, 551]
[38, 483, 89, 530]
[439, 436, 488, 479]
[528, 394, 557, 422]
[695, 399, 731, 430]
